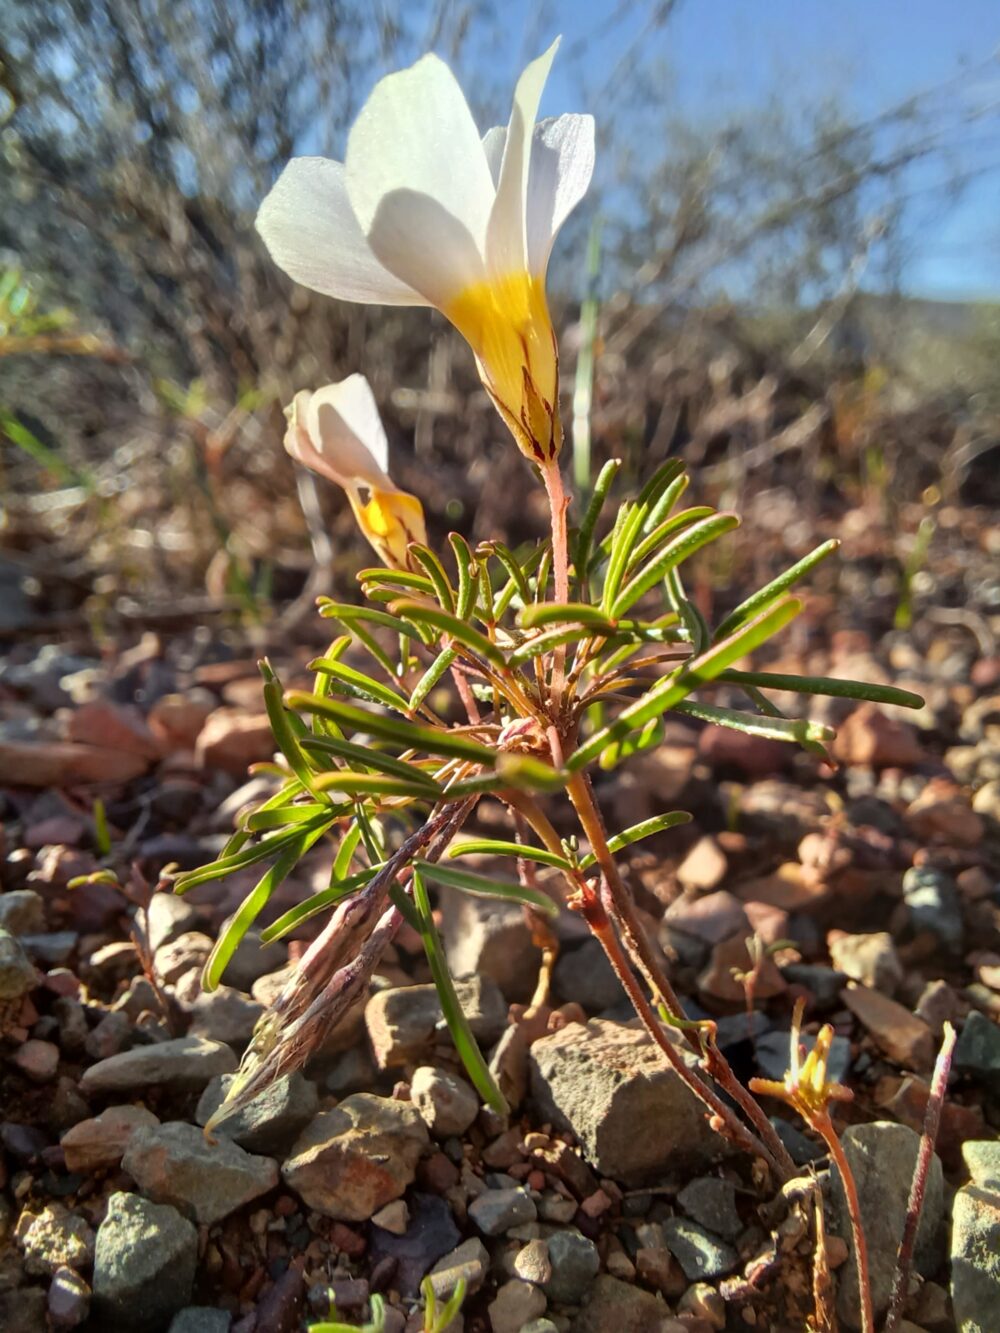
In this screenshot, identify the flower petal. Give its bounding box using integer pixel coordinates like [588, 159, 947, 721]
[285, 376, 394, 491]
[482, 126, 506, 186]
[366, 189, 487, 310]
[256, 158, 424, 306]
[346, 53, 494, 256]
[525, 114, 596, 275]
[486, 38, 559, 277]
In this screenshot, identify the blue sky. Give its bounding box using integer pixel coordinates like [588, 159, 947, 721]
[495, 0, 1000, 299]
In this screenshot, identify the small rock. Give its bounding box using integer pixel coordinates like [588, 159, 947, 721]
[661, 1217, 738, 1280]
[0, 739, 149, 787]
[530, 1020, 729, 1185]
[963, 1140, 1000, 1192]
[678, 1282, 725, 1330]
[154, 932, 213, 986]
[372, 1200, 409, 1235]
[902, 866, 963, 952]
[468, 1186, 536, 1236]
[148, 692, 215, 753]
[195, 707, 274, 775]
[841, 985, 935, 1071]
[48, 1265, 91, 1327]
[80, 1036, 237, 1094]
[951, 1183, 1000, 1333]
[0, 889, 45, 935]
[440, 891, 542, 1003]
[93, 1192, 197, 1330]
[12, 1037, 59, 1082]
[368, 1192, 459, 1296]
[184, 986, 263, 1049]
[676, 1177, 742, 1239]
[543, 1228, 600, 1304]
[17, 1203, 94, 1276]
[61, 1105, 160, 1173]
[905, 780, 985, 847]
[662, 891, 748, 946]
[123, 1121, 278, 1225]
[832, 703, 923, 768]
[780, 963, 848, 1011]
[365, 976, 506, 1069]
[488, 1280, 546, 1333]
[953, 1011, 1000, 1095]
[553, 937, 626, 1013]
[427, 1237, 491, 1299]
[67, 701, 160, 760]
[828, 931, 903, 994]
[146, 894, 201, 954]
[914, 979, 962, 1035]
[410, 1066, 479, 1138]
[85, 1010, 133, 1060]
[282, 1094, 428, 1220]
[571, 1274, 675, 1333]
[167, 1310, 231, 1333]
[832, 1121, 944, 1328]
[677, 837, 728, 893]
[0, 927, 36, 1001]
[195, 1072, 319, 1155]
[513, 1239, 552, 1285]
[699, 725, 792, 778]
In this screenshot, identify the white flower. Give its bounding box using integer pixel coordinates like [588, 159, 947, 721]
[257, 38, 594, 464]
[285, 374, 426, 568]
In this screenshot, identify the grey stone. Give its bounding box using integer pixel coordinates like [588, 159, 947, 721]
[0, 889, 45, 935]
[676, 1177, 742, 1239]
[553, 938, 626, 1013]
[828, 932, 903, 994]
[831, 1121, 944, 1329]
[468, 1186, 537, 1236]
[529, 1019, 729, 1185]
[20, 931, 78, 965]
[513, 1239, 552, 1285]
[953, 1011, 1000, 1096]
[963, 1140, 1000, 1193]
[365, 976, 507, 1069]
[779, 963, 847, 1011]
[17, 1203, 94, 1276]
[544, 1228, 600, 1304]
[427, 1237, 491, 1298]
[145, 894, 201, 954]
[168, 1309, 232, 1333]
[0, 926, 36, 1000]
[951, 1183, 1000, 1333]
[219, 932, 287, 993]
[902, 866, 963, 952]
[410, 1066, 479, 1138]
[488, 1280, 547, 1333]
[195, 1072, 318, 1155]
[48, 1264, 91, 1327]
[662, 1216, 738, 1279]
[80, 1036, 237, 1094]
[441, 890, 541, 1003]
[93, 1192, 197, 1330]
[123, 1121, 278, 1225]
[570, 1274, 673, 1332]
[84, 1010, 132, 1060]
[183, 985, 263, 1049]
[283, 1094, 428, 1221]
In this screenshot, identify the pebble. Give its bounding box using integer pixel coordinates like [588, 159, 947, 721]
[529, 1019, 729, 1185]
[543, 1227, 600, 1303]
[48, 1264, 91, 1327]
[662, 890, 748, 946]
[122, 1121, 279, 1225]
[154, 931, 214, 986]
[953, 1010, 1000, 1095]
[0, 889, 46, 935]
[145, 893, 202, 954]
[194, 707, 274, 775]
[571, 1273, 675, 1333]
[282, 1093, 428, 1220]
[0, 927, 37, 1001]
[61, 1105, 160, 1172]
[828, 931, 903, 994]
[371, 1200, 409, 1235]
[513, 1239, 552, 1285]
[365, 976, 507, 1069]
[950, 1181, 1000, 1333]
[905, 780, 985, 847]
[16, 1202, 94, 1276]
[12, 1037, 59, 1082]
[195, 1070, 318, 1156]
[441, 891, 542, 1003]
[80, 1035, 237, 1094]
[902, 866, 963, 952]
[468, 1186, 537, 1236]
[831, 1121, 944, 1327]
[697, 930, 787, 1004]
[963, 1140, 1000, 1192]
[676, 1177, 742, 1239]
[84, 1010, 133, 1060]
[487, 1279, 547, 1333]
[426, 1237, 491, 1298]
[780, 963, 848, 1011]
[552, 937, 626, 1012]
[841, 985, 935, 1071]
[410, 1066, 479, 1138]
[832, 702, 923, 768]
[184, 985, 263, 1049]
[676, 835, 728, 893]
[93, 1192, 197, 1330]
[661, 1216, 738, 1280]
[52, 996, 89, 1054]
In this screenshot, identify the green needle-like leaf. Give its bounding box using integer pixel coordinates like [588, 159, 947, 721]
[575, 456, 621, 584]
[409, 545, 456, 613]
[718, 669, 925, 710]
[415, 859, 558, 916]
[308, 658, 411, 712]
[260, 865, 382, 943]
[301, 735, 443, 791]
[447, 838, 573, 871]
[611, 512, 740, 618]
[578, 810, 693, 869]
[412, 868, 507, 1113]
[408, 646, 458, 713]
[312, 771, 442, 800]
[713, 538, 839, 640]
[389, 599, 506, 668]
[673, 698, 835, 745]
[287, 692, 499, 763]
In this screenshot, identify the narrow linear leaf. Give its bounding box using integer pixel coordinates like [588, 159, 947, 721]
[408, 646, 458, 713]
[412, 869, 507, 1114]
[447, 839, 572, 871]
[301, 734, 443, 791]
[518, 602, 617, 630]
[260, 865, 382, 943]
[312, 770, 442, 800]
[173, 814, 334, 893]
[579, 810, 693, 869]
[569, 597, 803, 772]
[635, 456, 686, 511]
[389, 599, 506, 668]
[575, 457, 621, 583]
[333, 822, 364, 880]
[494, 751, 568, 792]
[357, 567, 437, 597]
[308, 658, 411, 712]
[486, 541, 531, 609]
[630, 505, 714, 568]
[718, 669, 925, 710]
[611, 512, 740, 619]
[286, 692, 499, 764]
[244, 802, 329, 832]
[409, 545, 456, 613]
[317, 600, 412, 634]
[415, 859, 558, 917]
[448, 532, 477, 619]
[261, 668, 327, 798]
[673, 698, 835, 745]
[506, 625, 594, 668]
[713, 538, 839, 640]
[642, 470, 691, 533]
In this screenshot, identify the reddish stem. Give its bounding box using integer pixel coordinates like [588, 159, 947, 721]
[821, 1117, 874, 1333]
